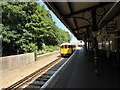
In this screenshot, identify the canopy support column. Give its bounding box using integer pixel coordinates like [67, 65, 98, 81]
[86, 27, 90, 56]
[84, 32, 87, 55]
[92, 8, 100, 75]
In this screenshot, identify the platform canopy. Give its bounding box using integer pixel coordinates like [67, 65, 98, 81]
[45, 1, 120, 40]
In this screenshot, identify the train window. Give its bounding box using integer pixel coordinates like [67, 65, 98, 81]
[73, 45, 75, 48]
[60, 46, 64, 48]
[68, 45, 71, 48]
[65, 45, 68, 48]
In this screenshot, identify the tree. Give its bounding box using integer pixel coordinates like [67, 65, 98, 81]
[1, 2, 71, 56]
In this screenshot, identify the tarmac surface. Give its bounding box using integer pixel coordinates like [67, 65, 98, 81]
[52, 48, 119, 88]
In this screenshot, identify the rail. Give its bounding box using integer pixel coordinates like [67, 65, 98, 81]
[5, 57, 62, 89]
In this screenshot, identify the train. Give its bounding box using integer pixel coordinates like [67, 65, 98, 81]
[60, 43, 76, 57]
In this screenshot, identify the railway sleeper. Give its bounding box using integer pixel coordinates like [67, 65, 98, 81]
[24, 85, 40, 89]
[40, 75, 51, 79]
[30, 81, 45, 86]
[36, 77, 48, 81]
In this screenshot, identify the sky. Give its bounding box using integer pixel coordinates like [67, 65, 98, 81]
[38, 1, 80, 44]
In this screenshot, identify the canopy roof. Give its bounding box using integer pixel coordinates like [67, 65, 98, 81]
[45, 1, 120, 40]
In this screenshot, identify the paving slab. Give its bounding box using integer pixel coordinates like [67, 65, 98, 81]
[52, 48, 119, 88]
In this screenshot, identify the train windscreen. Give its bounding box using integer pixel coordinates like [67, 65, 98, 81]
[60, 45, 72, 48]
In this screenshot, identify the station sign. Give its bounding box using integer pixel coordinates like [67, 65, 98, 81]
[106, 23, 117, 31]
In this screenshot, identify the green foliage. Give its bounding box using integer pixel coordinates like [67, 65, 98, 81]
[21, 43, 38, 53]
[45, 45, 59, 52]
[1, 2, 71, 56]
[36, 45, 59, 55]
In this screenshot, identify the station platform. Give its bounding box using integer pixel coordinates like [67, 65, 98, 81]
[51, 48, 119, 88]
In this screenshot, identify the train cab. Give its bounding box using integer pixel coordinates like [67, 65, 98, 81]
[60, 43, 74, 57]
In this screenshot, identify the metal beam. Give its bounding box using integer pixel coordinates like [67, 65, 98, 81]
[92, 8, 97, 31]
[73, 25, 90, 31]
[99, 2, 120, 29]
[98, 2, 119, 26]
[64, 2, 112, 18]
[67, 2, 78, 29]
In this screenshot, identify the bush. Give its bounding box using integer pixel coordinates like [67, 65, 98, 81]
[21, 43, 38, 53]
[36, 45, 59, 55]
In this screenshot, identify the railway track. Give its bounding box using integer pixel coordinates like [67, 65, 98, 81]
[5, 57, 67, 90]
